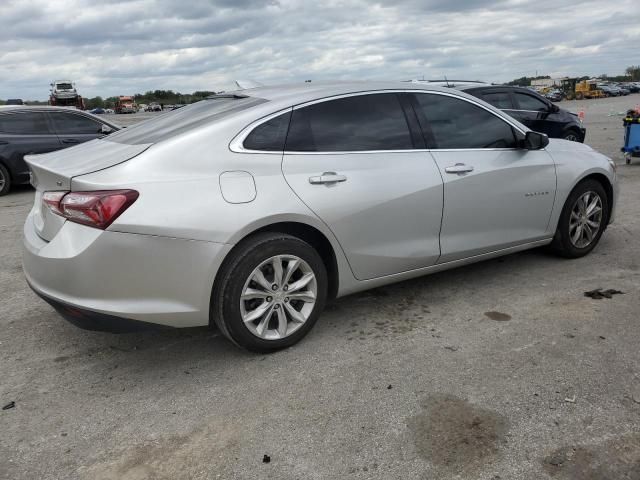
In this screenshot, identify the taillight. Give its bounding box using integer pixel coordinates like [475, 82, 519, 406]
[43, 190, 139, 229]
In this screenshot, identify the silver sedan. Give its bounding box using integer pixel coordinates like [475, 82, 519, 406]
[23, 82, 618, 352]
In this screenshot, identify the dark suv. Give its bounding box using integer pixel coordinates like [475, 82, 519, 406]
[458, 85, 586, 143]
[0, 107, 120, 195]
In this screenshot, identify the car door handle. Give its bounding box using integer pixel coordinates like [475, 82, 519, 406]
[445, 163, 474, 174]
[309, 172, 347, 184]
[61, 138, 80, 144]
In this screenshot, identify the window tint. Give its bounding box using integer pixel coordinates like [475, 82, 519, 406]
[0, 112, 51, 134]
[243, 111, 291, 151]
[413, 94, 517, 149]
[514, 92, 548, 111]
[285, 94, 413, 152]
[49, 112, 102, 134]
[481, 91, 513, 109]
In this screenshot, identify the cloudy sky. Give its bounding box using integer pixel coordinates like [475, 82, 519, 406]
[1, 0, 638, 100]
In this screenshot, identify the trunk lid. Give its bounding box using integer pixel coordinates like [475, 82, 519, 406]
[25, 139, 151, 241]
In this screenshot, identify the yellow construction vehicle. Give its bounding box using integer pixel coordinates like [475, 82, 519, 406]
[561, 78, 605, 100]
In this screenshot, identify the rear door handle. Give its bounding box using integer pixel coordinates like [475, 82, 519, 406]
[61, 138, 80, 144]
[445, 163, 474, 174]
[309, 172, 347, 185]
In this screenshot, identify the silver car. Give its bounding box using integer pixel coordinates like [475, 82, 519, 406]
[23, 82, 618, 352]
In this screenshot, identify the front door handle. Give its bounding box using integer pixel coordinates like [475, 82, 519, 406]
[445, 163, 474, 174]
[309, 172, 347, 185]
[61, 138, 80, 144]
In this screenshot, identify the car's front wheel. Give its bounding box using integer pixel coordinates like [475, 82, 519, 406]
[212, 232, 327, 352]
[551, 179, 609, 258]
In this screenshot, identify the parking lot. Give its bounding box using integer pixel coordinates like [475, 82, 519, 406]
[1, 95, 640, 479]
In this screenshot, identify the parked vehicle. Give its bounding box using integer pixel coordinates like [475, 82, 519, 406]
[90, 108, 105, 114]
[0, 106, 119, 196]
[23, 82, 617, 352]
[543, 90, 563, 102]
[115, 96, 137, 114]
[459, 85, 586, 142]
[5, 99, 24, 105]
[598, 84, 620, 97]
[49, 80, 85, 109]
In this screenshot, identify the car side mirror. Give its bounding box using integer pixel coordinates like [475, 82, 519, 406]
[522, 131, 549, 150]
[101, 124, 113, 135]
[550, 104, 560, 113]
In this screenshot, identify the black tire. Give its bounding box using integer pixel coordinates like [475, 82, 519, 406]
[562, 129, 582, 142]
[0, 163, 11, 196]
[550, 179, 609, 258]
[211, 232, 328, 353]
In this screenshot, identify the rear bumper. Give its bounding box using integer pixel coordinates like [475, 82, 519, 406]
[23, 212, 232, 329]
[28, 280, 170, 332]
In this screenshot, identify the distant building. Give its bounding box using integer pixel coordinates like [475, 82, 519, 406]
[531, 78, 563, 88]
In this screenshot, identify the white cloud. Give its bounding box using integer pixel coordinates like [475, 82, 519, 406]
[0, 0, 638, 99]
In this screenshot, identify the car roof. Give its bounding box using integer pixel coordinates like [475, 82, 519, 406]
[227, 81, 482, 106]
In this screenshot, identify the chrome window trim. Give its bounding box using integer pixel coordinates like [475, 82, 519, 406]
[229, 107, 293, 154]
[229, 89, 527, 155]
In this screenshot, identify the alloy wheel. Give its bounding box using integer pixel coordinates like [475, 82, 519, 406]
[240, 255, 317, 340]
[569, 191, 603, 248]
[564, 133, 579, 142]
[0, 169, 5, 191]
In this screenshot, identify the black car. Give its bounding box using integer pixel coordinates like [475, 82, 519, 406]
[0, 107, 120, 195]
[459, 85, 586, 143]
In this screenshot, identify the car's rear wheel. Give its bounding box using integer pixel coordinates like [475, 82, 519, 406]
[212, 232, 327, 352]
[550, 179, 609, 258]
[0, 164, 10, 196]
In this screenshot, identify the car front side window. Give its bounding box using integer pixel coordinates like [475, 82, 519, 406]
[49, 112, 102, 135]
[285, 93, 414, 152]
[412, 93, 518, 149]
[514, 93, 549, 111]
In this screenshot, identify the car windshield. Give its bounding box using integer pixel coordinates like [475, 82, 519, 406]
[105, 95, 267, 145]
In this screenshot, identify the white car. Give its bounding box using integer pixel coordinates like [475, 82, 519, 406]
[23, 82, 618, 352]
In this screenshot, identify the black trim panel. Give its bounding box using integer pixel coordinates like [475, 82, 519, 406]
[28, 282, 174, 333]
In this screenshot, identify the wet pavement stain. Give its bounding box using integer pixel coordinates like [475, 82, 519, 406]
[409, 394, 509, 475]
[543, 434, 640, 479]
[484, 311, 512, 321]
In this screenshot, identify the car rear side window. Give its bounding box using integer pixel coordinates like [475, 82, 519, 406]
[243, 111, 291, 151]
[514, 92, 548, 111]
[285, 93, 414, 152]
[481, 91, 513, 109]
[0, 112, 51, 135]
[413, 93, 518, 149]
[49, 112, 102, 135]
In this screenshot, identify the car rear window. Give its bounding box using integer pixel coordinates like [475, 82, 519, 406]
[105, 96, 267, 145]
[285, 93, 414, 152]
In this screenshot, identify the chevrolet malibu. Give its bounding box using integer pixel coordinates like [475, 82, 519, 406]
[23, 82, 618, 352]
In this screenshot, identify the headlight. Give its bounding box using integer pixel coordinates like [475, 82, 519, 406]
[608, 158, 617, 173]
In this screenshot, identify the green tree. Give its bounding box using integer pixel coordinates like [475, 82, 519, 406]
[626, 65, 640, 81]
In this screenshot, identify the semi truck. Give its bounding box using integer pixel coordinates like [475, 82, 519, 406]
[115, 96, 137, 114]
